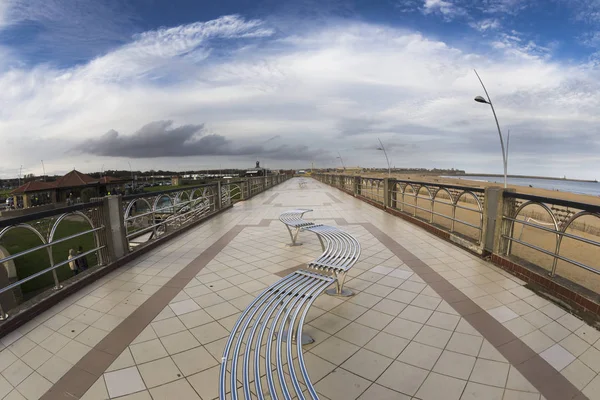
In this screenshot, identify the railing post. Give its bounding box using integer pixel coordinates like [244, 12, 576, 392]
[383, 178, 391, 209]
[216, 181, 222, 210]
[485, 187, 515, 255]
[353, 177, 360, 196]
[102, 195, 129, 262]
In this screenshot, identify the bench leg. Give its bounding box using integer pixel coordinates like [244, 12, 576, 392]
[286, 226, 303, 246]
[325, 271, 354, 297]
[280, 330, 314, 345]
[316, 236, 325, 252]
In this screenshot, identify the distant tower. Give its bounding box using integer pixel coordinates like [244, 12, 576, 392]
[256, 161, 260, 168]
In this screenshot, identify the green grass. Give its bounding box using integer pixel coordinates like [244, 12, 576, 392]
[1, 219, 98, 297]
[143, 185, 180, 192]
[0, 189, 11, 199]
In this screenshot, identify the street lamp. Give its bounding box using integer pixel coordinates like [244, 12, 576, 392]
[473, 69, 508, 188]
[336, 152, 346, 172]
[377, 138, 391, 177]
[127, 161, 133, 189]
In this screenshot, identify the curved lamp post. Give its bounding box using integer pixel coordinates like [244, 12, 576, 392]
[337, 152, 346, 172]
[377, 138, 391, 177]
[473, 69, 508, 188]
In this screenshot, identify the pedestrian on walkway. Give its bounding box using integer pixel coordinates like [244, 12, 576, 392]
[68, 249, 78, 276]
[76, 246, 89, 272]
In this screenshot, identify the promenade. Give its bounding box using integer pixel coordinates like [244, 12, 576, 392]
[0, 178, 597, 400]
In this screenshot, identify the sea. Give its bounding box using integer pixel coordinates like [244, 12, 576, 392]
[444, 176, 600, 197]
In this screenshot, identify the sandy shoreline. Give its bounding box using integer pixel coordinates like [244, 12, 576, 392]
[331, 172, 600, 207]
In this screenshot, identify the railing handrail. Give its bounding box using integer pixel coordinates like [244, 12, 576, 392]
[504, 191, 600, 214]
[388, 178, 486, 193]
[0, 200, 103, 228]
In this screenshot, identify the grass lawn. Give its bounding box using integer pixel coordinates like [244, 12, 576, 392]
[1, 218, 98, 297]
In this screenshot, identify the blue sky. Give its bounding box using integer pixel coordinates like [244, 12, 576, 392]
[1, 0, 600, 179]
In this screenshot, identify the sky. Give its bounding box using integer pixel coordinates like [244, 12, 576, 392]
[1, 0, 600, 180]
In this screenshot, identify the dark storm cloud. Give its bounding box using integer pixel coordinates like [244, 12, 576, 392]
[75, 120, 328, 160]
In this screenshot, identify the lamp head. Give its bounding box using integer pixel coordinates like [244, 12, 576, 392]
[474, 96, 489, 104]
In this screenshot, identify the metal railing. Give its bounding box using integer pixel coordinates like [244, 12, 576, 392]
[358, 177, 385, 205]
[389, 179, 485, 244]
[0, 175, 292, 321]
[0, 202, 107, 319]
[501, 192, 600, 290]
[122, 183, 220, 249]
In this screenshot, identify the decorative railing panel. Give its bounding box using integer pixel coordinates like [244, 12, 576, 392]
[0, 202, 107, 318]
[501, 192, 600, 293]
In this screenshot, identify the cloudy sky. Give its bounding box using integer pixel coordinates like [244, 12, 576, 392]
[1, 0, 600, 179]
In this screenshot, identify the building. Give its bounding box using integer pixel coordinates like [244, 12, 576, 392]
[9, 170, 128, 209]
[244, 161, 270, 177]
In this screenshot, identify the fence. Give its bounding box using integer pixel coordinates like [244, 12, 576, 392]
[0, 175, 290, 321]
[499, 192, 600, 294]
[314, 173, 600, 313]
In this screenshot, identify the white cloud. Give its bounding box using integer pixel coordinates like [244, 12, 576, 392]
[470, 18, 501, 31]
[1, 15, 600, 179]
[422, 0, 466, 19]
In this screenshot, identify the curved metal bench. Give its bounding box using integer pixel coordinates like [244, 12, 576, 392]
[219, 270, 334, 400]
[303, 224, 361, 297]
[279, 209, 314, 246]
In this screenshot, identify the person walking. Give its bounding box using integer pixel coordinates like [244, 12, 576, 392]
[68, 249, 78, 276]
[76, 246, 89, 272]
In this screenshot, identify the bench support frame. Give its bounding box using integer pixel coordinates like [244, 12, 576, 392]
[285, 225, 303, 246]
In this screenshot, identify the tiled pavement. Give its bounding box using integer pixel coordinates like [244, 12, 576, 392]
[0, 178, 598, 399]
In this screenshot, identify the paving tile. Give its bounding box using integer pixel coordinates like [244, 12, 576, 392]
[540, 321, 571, 342]
[540, 344, 575, 371]
[365, 331, 409, 358]
[39, 332, 70, 354]
[487, 306, 519, 323]
[137, 357, 181, 388]
[503, 317, 537, 338]
[80, 376, 108, 400]
[55, 340, 91, 364]
[372, 299, 407, 316]
[37, 355, 73, 383]
[413, 325, 452, 349]
[132, 326, 158, 345]
[398, 305, 433, 324]
[190, 321, 230, 345]
[539, 303, 566, 320]
[383, 317, 423, 340]
[301, 353, 336, 383]
[433, 350, 476, 379]
[309, 336, 359, 365]
[583, 373, 600, 400]
[426, 311, 460, 331]
[460, 382, 504, 400]
[387, 289, 418, 304]
[357, 383, 410, 400]
[335, 322, 378, 347]
[172, 346, 218, 376]
[107, 349, 135, 372]
[397, 341, 442, 370]
[446, 332, 483, 356]
[311, 313, 352, 335]
[2, 360, 32, 387]
[502, 389, 541, 400]
[315, 368, 370, 400]
[522, 310, 552, 329]
[104, 366, 146, 398]
[159, 331, 200, 355]
[15, 371, 51, 400]
[21, 346, 52, 370]
[341, 348, 393, 381]
[149, 378, 201, 400]
[376, 361, 428, 396]
[130, 339, 168, 364]
[188, 365, 220, 400]
[561, 359, 596, 390]
[415, 372, 466, 400]
[556, 313, 585, 332]
[576, 325, 600, 345]
[505, 365, 538, 393]
[520, 330, 555, 353]
[469, 358, 509, 387]
[151, 317, 187, 338]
